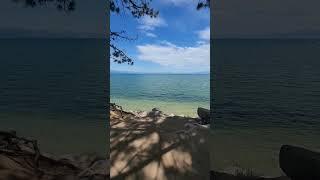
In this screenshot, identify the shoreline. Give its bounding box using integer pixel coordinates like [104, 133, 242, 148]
[110, 99, 210, 118]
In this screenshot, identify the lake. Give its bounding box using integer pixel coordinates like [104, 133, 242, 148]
[211, 39, 320, 176]
[110, 73, 210, 117]
[0, 39, 107, 155]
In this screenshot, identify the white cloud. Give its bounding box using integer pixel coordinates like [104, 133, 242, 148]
[136, 41, 209, 71]
[197, 27, 210, 41]
[162, 0, 190, 6]
[138, 16, 167, 31]
[146, 32, 157, 38]
[196, 40, 207, 45]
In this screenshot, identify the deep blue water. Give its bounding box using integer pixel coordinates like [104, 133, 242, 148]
[211, 39, 320, 175]
[212, 39, 320, 129]
[0, 39, 107, 155]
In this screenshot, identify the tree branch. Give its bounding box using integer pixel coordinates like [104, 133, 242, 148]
[12, 0, 76, 12]
[197, 0, 210, 10]
[110, 0, 159, 18]
[110, 43, 134, 65]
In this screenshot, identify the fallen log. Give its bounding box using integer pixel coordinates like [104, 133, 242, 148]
[279, 145, 320, 180]
[197, 107, 210, 124]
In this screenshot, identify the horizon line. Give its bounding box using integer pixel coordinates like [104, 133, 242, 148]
[110, 72, 210, 75]
[2, 37, 320, 40]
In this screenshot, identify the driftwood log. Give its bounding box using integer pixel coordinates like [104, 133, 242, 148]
[279, 145, 320, 180]
[197, 107, 210, 124]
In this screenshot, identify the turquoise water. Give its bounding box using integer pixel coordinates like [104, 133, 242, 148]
[110, 74, 210, 117]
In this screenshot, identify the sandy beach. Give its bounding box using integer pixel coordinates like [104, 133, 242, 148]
[110, 105, 210, 180]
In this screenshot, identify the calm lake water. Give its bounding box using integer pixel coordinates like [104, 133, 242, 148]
[0, 39, 107, 155]
[211, 39, 320, 176]
[110, 74, 210, 117]
[2, 39, 319, 176]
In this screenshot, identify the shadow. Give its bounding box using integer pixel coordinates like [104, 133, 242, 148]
[210, 171, 289, 180]
[110, 110, 210, 180]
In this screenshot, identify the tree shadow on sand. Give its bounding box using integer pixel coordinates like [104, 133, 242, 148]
[110, 109, 210, 180]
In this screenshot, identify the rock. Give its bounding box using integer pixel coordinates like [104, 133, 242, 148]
[148, 108, 163, 117]
[152, 108, 160, 112]
[169, 113, 175, 117]
[197, 107, 210, 124]
[148, 111, 161, 117]
[279, 145, 320, 180]
[78, 159, 109, 177]
[58, 153, 106, 170]
[135, 111, 148, 117]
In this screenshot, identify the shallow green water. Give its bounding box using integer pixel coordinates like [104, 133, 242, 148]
[110, 74, 210, 117]
[111, 98, 209, 117]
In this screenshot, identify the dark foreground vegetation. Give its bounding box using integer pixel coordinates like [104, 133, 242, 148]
[0, 131, 108, 180]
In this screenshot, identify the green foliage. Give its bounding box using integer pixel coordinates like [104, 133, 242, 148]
[110, 0, 159, 18]
[12, 0, 75, 12]
[197, 0, 210, 10]
[109, 0, 159, 65]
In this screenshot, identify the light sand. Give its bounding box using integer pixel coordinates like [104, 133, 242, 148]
[110, 109, 210, 180]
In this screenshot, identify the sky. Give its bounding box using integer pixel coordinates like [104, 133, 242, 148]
[110, 0, 210, 74]
[0, 0, 209, 74]
[2, 0, 320, 72]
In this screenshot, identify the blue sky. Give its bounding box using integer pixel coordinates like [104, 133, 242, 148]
[110, 0, 210, 74]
